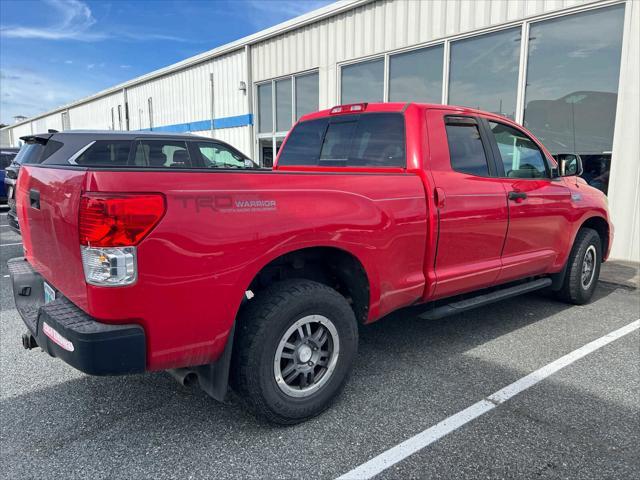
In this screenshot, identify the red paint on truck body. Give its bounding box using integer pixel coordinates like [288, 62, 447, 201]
[16, 103, 612, 371]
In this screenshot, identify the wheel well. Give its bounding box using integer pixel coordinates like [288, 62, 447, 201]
[247, 247, 370, 323]
[580, 217, 609, 258]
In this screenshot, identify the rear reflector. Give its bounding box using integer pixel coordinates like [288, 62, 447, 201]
[330, 103, 367, 114]
[79, 193, 165, 247]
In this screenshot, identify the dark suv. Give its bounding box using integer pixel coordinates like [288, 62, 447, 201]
[1, 148, 19, 203]
[4, 131, 257, 233]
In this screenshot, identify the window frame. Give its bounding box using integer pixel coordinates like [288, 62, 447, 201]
[479, 117, 552, 179]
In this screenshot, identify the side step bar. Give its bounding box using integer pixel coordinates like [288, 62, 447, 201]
[420, 278, 552, 320]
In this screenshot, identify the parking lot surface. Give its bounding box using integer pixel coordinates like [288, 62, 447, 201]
[1, 208, 639, 479]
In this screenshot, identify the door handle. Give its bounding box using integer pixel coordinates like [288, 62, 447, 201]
[29, 189, 40, 210]
[508, 191, 527, 201]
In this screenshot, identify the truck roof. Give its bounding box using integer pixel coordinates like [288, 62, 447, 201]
[20, 130, 213, 142]
[298, 102, 504, 123]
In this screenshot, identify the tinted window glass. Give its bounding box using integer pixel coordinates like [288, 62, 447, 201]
[14, 140, 63, 165]
[389, 45, 444, 103]
[341, 59, 384, 104]
[449, 28, 521, 119]
[0, 154, 15, 168]
[197, 142, 255, 169]
[445, 123, 490, 176]
[278, 113, 405, 168]
[295, 72, 319, 119]
[258, 83, 273, 133]
[277, 118, 328, 166]
[132, 140, 191, 168]
[320, 122, 357, 162]
[76, 141, 132, 166]
[489, 122, 548, 178]
[350, 114, 405, 167]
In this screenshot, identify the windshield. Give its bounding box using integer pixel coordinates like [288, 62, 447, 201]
[195, 141, 258, 169]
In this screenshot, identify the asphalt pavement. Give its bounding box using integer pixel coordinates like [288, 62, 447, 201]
[1, 206, 638, 479]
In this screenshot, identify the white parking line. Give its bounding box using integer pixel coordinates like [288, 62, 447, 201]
[0, 242, 22, 247]
[337, 319, 640, 480]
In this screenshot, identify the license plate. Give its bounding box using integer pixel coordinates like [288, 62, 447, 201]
[44, 282, 56, 304]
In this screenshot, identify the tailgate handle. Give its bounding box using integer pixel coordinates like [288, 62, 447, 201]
[29, 189, 40, 209]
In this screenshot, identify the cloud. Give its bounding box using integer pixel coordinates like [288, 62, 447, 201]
[0, 67, 92, 123]
[0, 0, 105, 41]
[0, 0, 188, 42]
[64, 60, 73, 64]
[120, 65, 132, 69]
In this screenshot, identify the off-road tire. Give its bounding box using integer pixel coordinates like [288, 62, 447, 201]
[230, 280, 358, 424]
[556, 228, 602, 305]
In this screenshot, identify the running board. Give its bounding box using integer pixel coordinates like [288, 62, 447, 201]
[419, 278, 552, 320]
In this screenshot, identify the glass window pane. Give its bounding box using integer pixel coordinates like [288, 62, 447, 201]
[389, 45, 443, 103]
[341, 59, 384, 104]
[449, 28, 521, 119]
[76, 141, 132, 166]
[258, 83, 273, 133]
[259, 138, 274, 167]
[197, 142, 253, 169]
[445, 123, 489, 176]
[524, 5, 624, 159]
[296, 72, 319, 119]
[133, 140, 191, 168]
[349, 113, 405, 167]
[320, 121, 357, 162]
[276, 78, 292, 131]
[277, 118, 328, 166]
[489, 122, 548, 178]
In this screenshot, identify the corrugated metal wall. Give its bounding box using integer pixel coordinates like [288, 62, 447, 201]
[127, 60, 214, 130]
[68, 91, 125, 130]
[251, 0, 590, 107]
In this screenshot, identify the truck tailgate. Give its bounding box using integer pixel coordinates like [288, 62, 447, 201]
[17, 165, 89, 311]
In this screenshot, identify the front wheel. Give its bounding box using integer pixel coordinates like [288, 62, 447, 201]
[556, 228, 602, 305]
[230, 280, 358, 424]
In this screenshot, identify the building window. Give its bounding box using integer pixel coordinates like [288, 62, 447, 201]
[341, 58, 384, 104]
[276, 78, 292, 132]
[295, 72, 319, 119]
[256, 71, 319, 167]
[524, 5, 625, 195]
[257, 83, 273, 134]
[448, 27, 521, 119]
[389, 45, 443, 103]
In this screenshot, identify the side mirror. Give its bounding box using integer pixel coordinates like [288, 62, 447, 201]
[557, 153, 583, 177]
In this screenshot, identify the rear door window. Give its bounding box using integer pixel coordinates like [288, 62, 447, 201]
[15, 140, 63, 165]
[133, 140, 192, 168]
[75, 141, 131, 166]
[444, 119, 491, 176]
[278, 113, 405, 168]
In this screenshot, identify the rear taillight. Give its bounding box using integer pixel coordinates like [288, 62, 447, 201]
[79, 193, 165, 286]
[79, 193, 165, 247]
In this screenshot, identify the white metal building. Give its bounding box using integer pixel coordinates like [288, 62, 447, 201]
[1, 0, 638, 262]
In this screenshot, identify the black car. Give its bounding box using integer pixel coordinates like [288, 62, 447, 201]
[4, 131, 258, 234]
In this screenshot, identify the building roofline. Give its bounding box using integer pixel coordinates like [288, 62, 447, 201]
[2, 0, 369, 131]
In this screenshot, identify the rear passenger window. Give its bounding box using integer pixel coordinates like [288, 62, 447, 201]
[488, 122, 548, 178]
[75, 141, 131, 166]
[133, 140, 191, 168]
[278, 113, 405, 168]
[445, 121, 490, 176]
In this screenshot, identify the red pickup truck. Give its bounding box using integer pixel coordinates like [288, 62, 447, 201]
[9, 103, 612, 424]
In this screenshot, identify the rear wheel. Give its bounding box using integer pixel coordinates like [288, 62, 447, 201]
[230, 280, 358, 424]
[556, 228, 602, 305]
